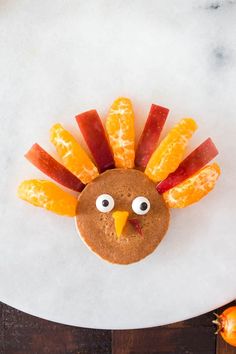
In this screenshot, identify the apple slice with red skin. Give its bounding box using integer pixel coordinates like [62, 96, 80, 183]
[129, 218, 143, 236]
[76, 110, 115, 173]
[135, 104, 169, 169]
[156, 138, 218, 194]
[25, 143, 85, 192]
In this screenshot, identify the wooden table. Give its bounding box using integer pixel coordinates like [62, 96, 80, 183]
[0, 301, 235, 354]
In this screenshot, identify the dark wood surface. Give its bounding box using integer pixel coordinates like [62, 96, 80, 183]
[0, 301, 236, 354]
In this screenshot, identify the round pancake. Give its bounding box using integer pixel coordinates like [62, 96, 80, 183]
[76, 169, 170, 264]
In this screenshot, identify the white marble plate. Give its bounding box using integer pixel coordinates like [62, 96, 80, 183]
[0, 0, 236, 329]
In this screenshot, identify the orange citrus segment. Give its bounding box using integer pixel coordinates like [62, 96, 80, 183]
[17, 180, 77, 216]
[50, 123, 99, 184]
[106, 97, 135, 168]
[145, 118, 197, 183]
[163, 163, 221, 208]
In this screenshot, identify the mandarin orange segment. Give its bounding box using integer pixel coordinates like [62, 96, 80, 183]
[50, 123, 99, 184]
[17, 180, 77, 216]
[105, 97, 135, 168]
[163, 163, 221, 208]
[145, 118, 197, 183]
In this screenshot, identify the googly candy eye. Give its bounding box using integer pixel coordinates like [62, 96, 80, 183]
[96, 194, 115, 213]
[132, 196, 150, 215]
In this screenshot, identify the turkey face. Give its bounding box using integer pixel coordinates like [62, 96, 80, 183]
[76, 169, 170, 264]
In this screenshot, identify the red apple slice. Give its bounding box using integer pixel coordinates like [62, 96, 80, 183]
[76, 110, 115, 173]
[135, 104, 169, 169]
[25, 143, 85, 192]
[156, 138, 218, 194]
[129, 218, 143, 236]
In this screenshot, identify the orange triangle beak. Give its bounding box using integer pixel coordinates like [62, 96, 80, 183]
[112, 211, 129, 239]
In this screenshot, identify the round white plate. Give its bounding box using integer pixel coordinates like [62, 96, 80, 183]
[0, 0, 236, 329]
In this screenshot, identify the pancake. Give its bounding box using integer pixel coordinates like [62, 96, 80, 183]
[76, 169, 170, 264]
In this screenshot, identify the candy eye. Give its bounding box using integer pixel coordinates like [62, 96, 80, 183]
[96, 194, 115, 213]
[132, 196, 150, 215]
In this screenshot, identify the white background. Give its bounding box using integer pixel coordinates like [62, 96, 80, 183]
[0, 0, 236, 329]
